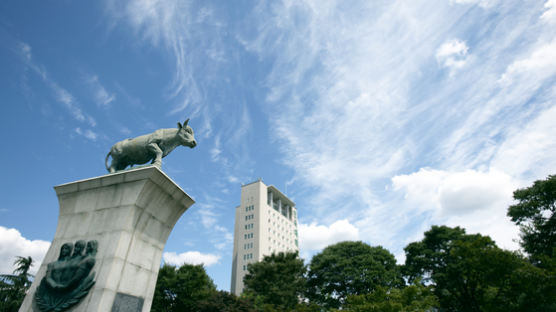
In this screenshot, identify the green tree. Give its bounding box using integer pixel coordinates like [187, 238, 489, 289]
[151, 263, 216, 312]
[306, 241, 402, 310]
[403, 225, 466, 283]
[404, 225, 556, 312]
[342, 281, 439, 312]
[243, 251, 306, 311]
[197, 290, 257, 312]
[0, 256, 34, 312]
[507, 174, 556, 265]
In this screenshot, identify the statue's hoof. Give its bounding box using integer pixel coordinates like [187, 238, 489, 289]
[153, 161, 162, 168]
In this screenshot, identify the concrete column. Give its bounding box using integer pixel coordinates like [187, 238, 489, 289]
[19, 166, 194, 312]
[288, 206, 292, 220]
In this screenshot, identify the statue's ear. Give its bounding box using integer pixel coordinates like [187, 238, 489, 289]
[183, 118, 190, 127]
[177, 122, 183, 129]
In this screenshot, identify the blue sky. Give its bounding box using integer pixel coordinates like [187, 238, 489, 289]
[1, 0, 555, 291]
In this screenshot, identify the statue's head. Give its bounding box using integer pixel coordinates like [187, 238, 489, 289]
[72, 240, 86, 258]
[177, 118, 197, 148]
[86, 240, 98, 256]
[60, 243, 73, 260]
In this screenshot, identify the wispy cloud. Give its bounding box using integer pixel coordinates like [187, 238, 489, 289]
[450, 0, 499, 8]
[105, 0, 209, 111]
[243, 0, 555, 253]
[86, 75, 115, 107]
[499, 38, 556, 85]
[16, 42, 96, 127]
[541, 0, 556, 23]
[75, 127, 98, 141]
[193, 193, 234, 250]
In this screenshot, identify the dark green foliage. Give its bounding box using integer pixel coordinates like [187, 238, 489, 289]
[151, 263, 216, 312]
[403, 225, 466, 283]
[342, 281, 439, 312]
[306, 241, 402, 310]
[508, 175, 556, 265]
[0, 256, 34, 312]
[243, 251, 306, 311]
[404, 226, 556, 312]
[197, 290, 256, 312]
[489, 256, 556, 312]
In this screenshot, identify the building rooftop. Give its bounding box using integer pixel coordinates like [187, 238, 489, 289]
[268, 185, 295, 207]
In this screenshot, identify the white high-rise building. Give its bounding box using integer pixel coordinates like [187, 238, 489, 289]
[230, 179, 299, 295]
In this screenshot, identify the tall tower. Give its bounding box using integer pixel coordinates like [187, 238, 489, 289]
[230, 179, 299, 295]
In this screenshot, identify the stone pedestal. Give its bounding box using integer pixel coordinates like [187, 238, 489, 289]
[19, 166, 194, 312]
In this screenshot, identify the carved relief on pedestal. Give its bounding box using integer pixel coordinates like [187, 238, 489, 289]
[34, 240, 98, 312]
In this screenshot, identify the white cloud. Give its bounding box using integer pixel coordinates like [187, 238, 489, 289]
[436, 39, 469, 72]
[120, 126, 132, 135]
[450, 0, 498, 8]
[0, 227, 50, 275]
[392, 168, 519, 250]
[299, 219, 360, 252]
[210, 136, 223, 163]
[197, 206, 218, 229]
[19, 42, 32, 62]
[499, 38, 556, 85]
[491, 104, 556, 181]
[227, 175, 239, 183]
[541, 0, 556, 23]
[163, 251, 220, 267]
[87, 75, 116, 107]
[75, 127, 98, 141]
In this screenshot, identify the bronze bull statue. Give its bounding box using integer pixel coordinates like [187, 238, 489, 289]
[105, 118, 197, 173]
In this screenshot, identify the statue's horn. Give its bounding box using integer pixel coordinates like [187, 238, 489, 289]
[183, 118, 190, 127]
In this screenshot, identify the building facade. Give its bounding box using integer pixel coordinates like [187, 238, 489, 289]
[230, 179, 299, 295]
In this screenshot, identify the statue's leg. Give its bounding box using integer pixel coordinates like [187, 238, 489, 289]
[147, 143, 163, 168]
[109, 160, 117, 173]
[115, 162, 128, 171]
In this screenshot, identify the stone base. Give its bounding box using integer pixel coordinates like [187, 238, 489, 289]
[19, 166, 194, 312]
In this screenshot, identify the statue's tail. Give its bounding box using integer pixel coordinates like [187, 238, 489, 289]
[105, 151, 111, 172]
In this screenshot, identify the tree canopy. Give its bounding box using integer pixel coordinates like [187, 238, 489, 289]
[342, 281, 439, 312]
[403, 225, 466, 283]
[243, 251, 306, 311]
[508, 174, 556, 265]
[306, 241, 402, 310]
[197, 290, 256, 312]
[404, 226, 556, 312]
[151, 263, 216, 312]
[0, 256, 34, 312]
